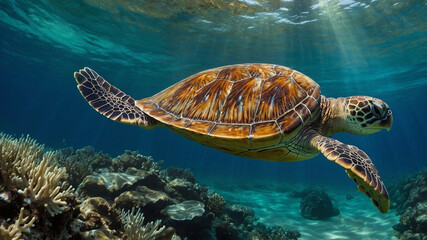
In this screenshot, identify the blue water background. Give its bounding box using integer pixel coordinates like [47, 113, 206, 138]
[0, 0, 426, 190]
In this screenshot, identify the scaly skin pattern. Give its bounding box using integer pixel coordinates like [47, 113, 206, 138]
[74, 67, 158, 128]
[343, 96, 392, 134]
[311, 134, 390, 213]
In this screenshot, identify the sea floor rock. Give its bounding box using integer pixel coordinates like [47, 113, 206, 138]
[77, 169, 165, 200]
[77, 172, 143, 200]
[165, 178, 209, 202]
[162, 200, 214, 239]
[166, 167, 196, 183]
[114, 186, 174, 222]
[163, 200, 205, 221]
[78, 197, 122, 237]
[112, 150, 151, 172]
[300, 189, 340, 220]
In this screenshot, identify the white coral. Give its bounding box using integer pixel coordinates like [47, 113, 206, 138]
[120, 208, 166, 240]
[0, 134, 43, 186]
[17, 151, 74, 216]
[0, 207, 35, 240]
[0, 133, 74, 216]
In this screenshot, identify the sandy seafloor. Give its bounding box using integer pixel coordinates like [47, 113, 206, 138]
[205, 178, 399, 240]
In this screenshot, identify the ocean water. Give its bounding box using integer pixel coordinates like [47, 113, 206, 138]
[0, 0, 426, 238]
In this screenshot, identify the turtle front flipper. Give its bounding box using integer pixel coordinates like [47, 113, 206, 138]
[74, 67, 157, 128]
[311, 135, 389, 213]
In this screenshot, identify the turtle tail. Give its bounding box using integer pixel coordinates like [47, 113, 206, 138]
[74, 67, 157, 128]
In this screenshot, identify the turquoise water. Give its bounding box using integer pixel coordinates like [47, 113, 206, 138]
[0, 0, 426, 237]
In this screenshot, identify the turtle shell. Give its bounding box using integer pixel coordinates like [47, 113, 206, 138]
[136, 64, 321, 161]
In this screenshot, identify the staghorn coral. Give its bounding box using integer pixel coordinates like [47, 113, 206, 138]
[120, 207, 166, 240]
[0, 207, 35, 240]
[0, 134, 43, 187]
[0, 133, 74, 216]
[16, 151, 74, 216]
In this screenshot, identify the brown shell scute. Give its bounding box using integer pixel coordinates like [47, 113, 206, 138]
[184, 80, 232, 122]
[151, 69, 218, 115]
[255, 75, 306, 122]
[140, 64, 320, 142]
[219, 77, 262, 124]
[216, 65, 250, 81]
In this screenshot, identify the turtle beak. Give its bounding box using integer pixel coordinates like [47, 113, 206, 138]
[380, 110, 393, 131]
[367, 110, 392, 132]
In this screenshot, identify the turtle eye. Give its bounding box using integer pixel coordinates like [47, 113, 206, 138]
[370, 101, 386, 119]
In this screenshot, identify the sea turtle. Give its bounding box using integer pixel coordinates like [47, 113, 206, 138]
[74, 64, 393, 213]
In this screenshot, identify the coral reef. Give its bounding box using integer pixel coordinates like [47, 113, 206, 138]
[0, 134, 43, 187]
[141, 156, 163, 173]
[1, 132, 302, 240]
[165, 167, 196, 184]
[113, 150, 150, 172]
[390, 169, 427, 240]
[214, 203, 301, 240]
[224, 204, 256, 226]
[207, 193, 226, 215]
[299, 189, 340, 220]
[251, 223, 302, 240]
[0, 207, 35, 240]
[0, 134, 74, 216]
[0, 134, 79, 239]
[78, 197, 122, 238]
[17, 151, 74, 216]
[120, 207, 166, 240]
[75, 147, 301, 239]
[54, 146, 111, 187]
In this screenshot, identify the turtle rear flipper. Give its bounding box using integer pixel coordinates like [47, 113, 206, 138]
[311, 134, 389, 213]
[74, 67, 157, 128]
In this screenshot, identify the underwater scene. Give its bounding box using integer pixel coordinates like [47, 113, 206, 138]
[0, 0, 426, 239]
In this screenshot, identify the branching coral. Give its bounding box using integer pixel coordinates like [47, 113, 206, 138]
[17, 151, 74, 216]
[0, 133, 74, 216]
[120, 208, 166, 240]
[0, 134, 43, 186]
[0, 207, 35, 240]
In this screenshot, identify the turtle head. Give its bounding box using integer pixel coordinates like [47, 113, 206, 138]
[344, 96, 393, 135]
